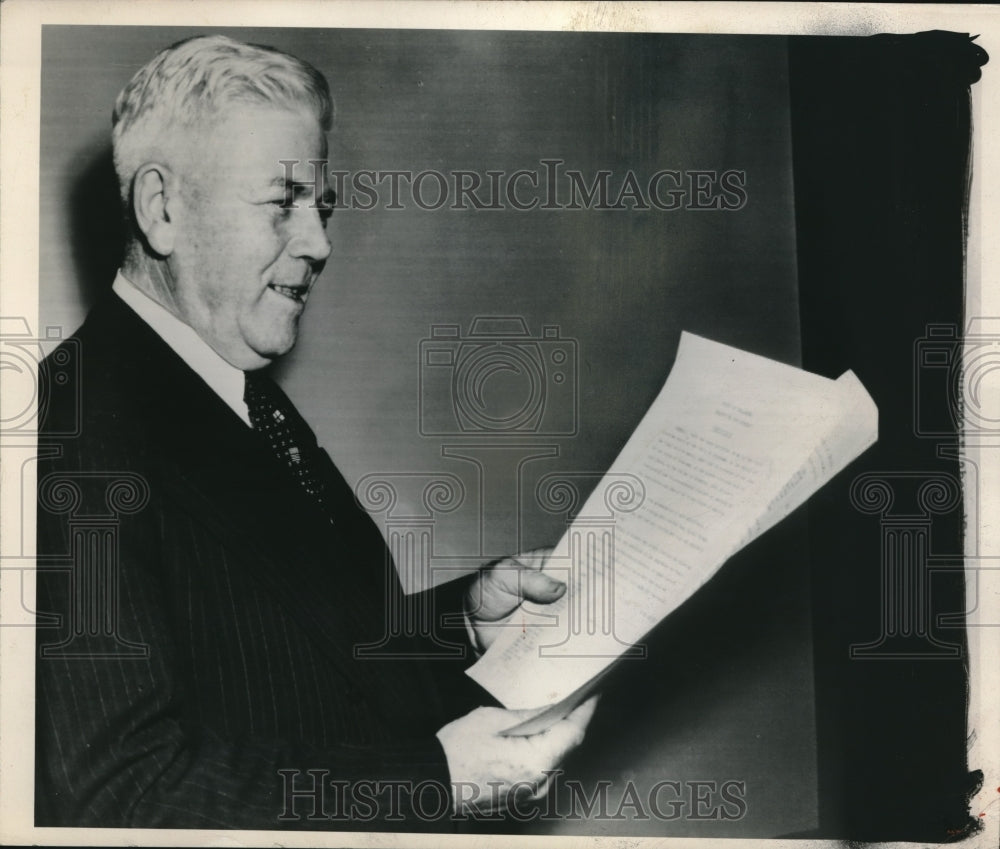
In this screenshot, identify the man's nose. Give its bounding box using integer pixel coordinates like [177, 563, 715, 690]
[288, 206, 332, 263]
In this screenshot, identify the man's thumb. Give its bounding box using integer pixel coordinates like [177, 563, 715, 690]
[520, 570, 566, 602]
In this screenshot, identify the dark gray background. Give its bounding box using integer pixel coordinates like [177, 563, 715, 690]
[40, 26, 814, 837]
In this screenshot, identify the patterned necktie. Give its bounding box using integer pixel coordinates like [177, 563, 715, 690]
[243, 370, 330, 516]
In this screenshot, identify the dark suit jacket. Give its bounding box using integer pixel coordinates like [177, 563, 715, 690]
[35, 292, 480, 830]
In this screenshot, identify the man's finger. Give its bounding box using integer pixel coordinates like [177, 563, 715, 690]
[479, 553, 561, 596]
[537, 695, 601, 749]
[519, 569, 567, 602]
[530, 702, 596, 759]
[565, 694, 600, 728]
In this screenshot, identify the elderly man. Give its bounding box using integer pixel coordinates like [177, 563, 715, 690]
[35, 35, 593, 830]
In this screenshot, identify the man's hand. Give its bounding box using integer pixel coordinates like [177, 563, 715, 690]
[436, 696, 598, 815]
[466, 547, 566, 653]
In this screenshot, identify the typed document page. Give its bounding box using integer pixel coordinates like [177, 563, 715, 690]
[467, 332, 878, 719]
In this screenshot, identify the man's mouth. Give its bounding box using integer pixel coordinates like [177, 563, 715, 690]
[267, 283, 309, 303]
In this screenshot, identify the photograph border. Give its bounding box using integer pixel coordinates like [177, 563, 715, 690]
[2, 2, 998, 847]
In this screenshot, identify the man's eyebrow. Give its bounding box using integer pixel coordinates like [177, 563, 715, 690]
[269, 176, 313, 190]
[269, 177, 336, 207]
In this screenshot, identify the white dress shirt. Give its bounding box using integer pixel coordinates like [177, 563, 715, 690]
[112, 270, 251, 427]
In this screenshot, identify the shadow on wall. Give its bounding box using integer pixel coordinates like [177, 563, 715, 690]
[70, 143, 125, 309]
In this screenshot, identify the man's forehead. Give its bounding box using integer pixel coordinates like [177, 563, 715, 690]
[184, 108, 326, 186]
[200, 106, 325, 155]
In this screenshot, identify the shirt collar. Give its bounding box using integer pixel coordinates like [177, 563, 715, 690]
[112, 270, 251, 426]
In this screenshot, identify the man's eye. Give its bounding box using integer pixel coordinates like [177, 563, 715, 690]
[268, 199, 294, 216]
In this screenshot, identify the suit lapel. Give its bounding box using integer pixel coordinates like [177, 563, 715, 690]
[84, 295, 410, 707]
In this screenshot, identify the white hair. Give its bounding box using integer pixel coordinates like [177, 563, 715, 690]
[111, 34, 333, 206]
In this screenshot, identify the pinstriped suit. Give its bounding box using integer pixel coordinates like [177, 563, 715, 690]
[35, 292, 479, 830]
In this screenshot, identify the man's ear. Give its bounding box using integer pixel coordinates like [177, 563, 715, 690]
[132, 163, 178, 256]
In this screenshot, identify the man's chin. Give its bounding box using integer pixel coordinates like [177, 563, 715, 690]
[238, 317, 302, 365]
[250, 334, 299, 364]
